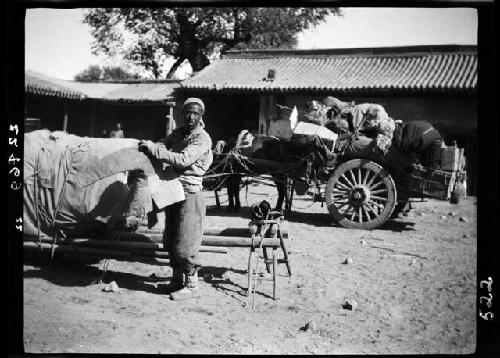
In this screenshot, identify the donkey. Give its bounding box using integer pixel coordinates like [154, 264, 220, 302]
[212, 139, 243, 212]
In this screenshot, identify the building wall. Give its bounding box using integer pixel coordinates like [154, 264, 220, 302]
[175, 92, 260, 142]
[25, 94, 89, 136]
[176, 92, 477, 138]
[282, 94, 477, 137]
[177, 92, 477, 141]
[25, 94, 172, 140]
[90, 101, 170, 140]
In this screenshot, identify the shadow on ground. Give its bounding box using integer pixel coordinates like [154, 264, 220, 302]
[206, 205, 250, 218]
[283, 211, 416, 232]
[199, 265, 274, 301]
[23, 251, 168, 294]
[378, 219, 416, 232]
[207, 204, 416, 232]
[23, 253, 255, 298]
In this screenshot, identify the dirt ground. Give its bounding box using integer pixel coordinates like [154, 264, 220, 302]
[23, 182, 477, 354]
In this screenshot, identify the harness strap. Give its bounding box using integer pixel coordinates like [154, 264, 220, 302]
[422, 127, 435, 136]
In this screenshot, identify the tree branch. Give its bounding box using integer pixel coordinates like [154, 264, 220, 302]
[200, 36, 235, 48]
[166, 57, 186, 79]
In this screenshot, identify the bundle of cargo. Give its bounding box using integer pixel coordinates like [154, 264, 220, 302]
[271, 105, 338, 150]
[440, 143, 466, 172]
[23, 130, 184, 241]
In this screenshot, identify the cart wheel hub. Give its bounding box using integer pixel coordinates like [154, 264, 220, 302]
[350, 186, 370, 205]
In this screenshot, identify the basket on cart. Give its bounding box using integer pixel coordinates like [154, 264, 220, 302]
[406, 164, 457, 200]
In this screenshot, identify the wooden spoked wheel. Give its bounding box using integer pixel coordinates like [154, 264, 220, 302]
[325, 159, 397, 229]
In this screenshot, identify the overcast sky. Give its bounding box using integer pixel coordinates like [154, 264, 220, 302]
[25, 7, 478, 80]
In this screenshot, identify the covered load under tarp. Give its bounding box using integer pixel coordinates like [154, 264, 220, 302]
[269, 105, 338, 150]
[23, 130, 184, 239]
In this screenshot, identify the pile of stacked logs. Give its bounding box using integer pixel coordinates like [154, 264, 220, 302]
[23, 227, 288, 263]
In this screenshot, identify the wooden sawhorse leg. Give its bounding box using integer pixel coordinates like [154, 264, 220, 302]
[278, 230, 292, 277]
[263, 247, 272, 273]
[247, 222, 292, 304]
[272, 247, 278, 300]
[214, 189, 221, 208]
[247, 246, 254, 297]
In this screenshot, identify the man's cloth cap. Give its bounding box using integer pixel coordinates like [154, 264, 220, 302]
[182, 98, 205, 112]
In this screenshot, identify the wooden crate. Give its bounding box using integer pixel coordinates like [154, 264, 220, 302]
[440, 146, 461, 171]
[407, 164, 456, 200]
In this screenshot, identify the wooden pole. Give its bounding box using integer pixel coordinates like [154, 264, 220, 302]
[69, 238, 228, 253]
[114, 232, 285, 247]
[202, 235, 282, 248]
[62, 102, 69, 132]
[167, 105, 174, 136]
[25, 234, 281, 249]
[273, 248, 278, 300]
[136, 226, 289, 239]
[24, 241, 171, 259]
[258, 94, 266, 135]
[24, 241, 171, 263]
[24, 236, 228, 253]
[89, 101, 96, 137]
[24, 241, 132, 258]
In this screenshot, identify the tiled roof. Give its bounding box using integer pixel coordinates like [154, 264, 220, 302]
[25, 71, 87, 100]
[25, 71, 180, 103]
[181, 45, 477, 94]
[65, 81, 180, 103]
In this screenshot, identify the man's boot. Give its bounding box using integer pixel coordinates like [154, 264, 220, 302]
[234, 198, 241, 212]
[163, 267, 184, 294]
[170, 271, 200, 301]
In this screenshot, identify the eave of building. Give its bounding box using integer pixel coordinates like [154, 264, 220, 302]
[25, 70, 179, 104]
[180, 45, 477, 94]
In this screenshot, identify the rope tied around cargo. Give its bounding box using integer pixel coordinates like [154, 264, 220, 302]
[88, 230, 124, 285]
[336, 132, 358, 156]
[48, 147, 78, 265]
[33, 150, 43, 252]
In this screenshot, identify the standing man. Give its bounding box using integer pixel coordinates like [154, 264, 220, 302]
[110, 122, 124, 138]
[392, 120, 443, 171]
[139, 98, 213, 301]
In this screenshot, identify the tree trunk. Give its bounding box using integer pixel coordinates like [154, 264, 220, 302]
[176, 13, 210, 75]
[151, 65, 161, 80]
[188, 48, 210, 73]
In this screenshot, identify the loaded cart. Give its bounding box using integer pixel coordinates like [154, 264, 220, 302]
[323, 140, 467, 229]
[205, 129, 468, 230]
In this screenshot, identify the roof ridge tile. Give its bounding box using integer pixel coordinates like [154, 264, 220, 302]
[182, 49, 477, 93]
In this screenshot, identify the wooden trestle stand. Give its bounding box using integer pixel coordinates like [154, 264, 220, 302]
[247, 215, 292, 308]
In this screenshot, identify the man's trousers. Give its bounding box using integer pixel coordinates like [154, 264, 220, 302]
[163, 191, 205, 276]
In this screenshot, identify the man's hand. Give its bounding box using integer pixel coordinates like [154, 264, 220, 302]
[138, 140, 155, 154]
